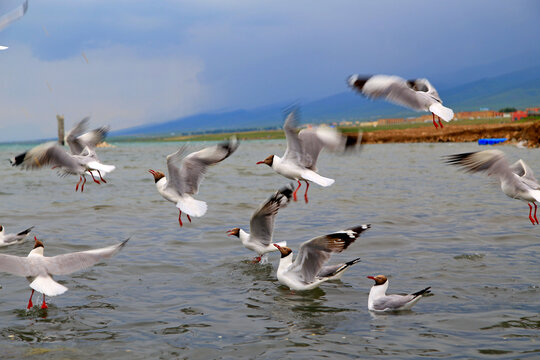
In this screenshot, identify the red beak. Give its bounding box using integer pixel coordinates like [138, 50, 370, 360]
[366, 276, 376, 280]
[273, 244, 281, 249]
[148, 169, 156, 175]
[226, 230, 234, 236]
[256, 161, 265, 165]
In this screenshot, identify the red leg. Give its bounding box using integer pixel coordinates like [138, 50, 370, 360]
[88, 171, 100, 185]
[27, 289, 34, 309]
[95, 169, 107, 183]
[432, 113, 439, 129]
[81, 176, 87, 192]
[292, 180, 301, 202]
[41, 294, 48, 309]
[438, 116, 444, 128]
[252, 256, 262, 263]
[178, 210, 183, 227]
[528, 203, 536, 225]
[187, 214, 192, 223]
[75, 176, 83, 192]
[304, 180, 310, 203]
[534, 202, 539, 224]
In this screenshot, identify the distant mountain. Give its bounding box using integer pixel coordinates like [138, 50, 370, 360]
[112, 66, 540, 137]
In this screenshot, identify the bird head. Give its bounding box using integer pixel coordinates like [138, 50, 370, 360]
[33, 236, 44, 249]
[256, 155, 274, 167]
[367, 274, 387, 286]
[148, 169, 165, 183]
[226, 228, 240, 237]
[273, 244, 292, 258]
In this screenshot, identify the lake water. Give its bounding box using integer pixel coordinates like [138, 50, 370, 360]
[0, 141, 538, 359]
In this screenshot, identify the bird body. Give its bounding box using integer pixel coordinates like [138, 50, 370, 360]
[0, 225, 34, 247]
[0, 237, 128, 309]
[274, 225, 370, 290]
[149, 137, 239, 226]
[367, 275, 431, 311]
[227, 185, 293, 262]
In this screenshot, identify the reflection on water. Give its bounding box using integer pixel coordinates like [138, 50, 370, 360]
[0, 141, 538, 358]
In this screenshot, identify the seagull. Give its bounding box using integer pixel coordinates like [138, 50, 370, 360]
[257, 109, 361, 203]
[348, 74, 454, 129]
[9, 141, 115, 192]
[0, 225, 34, 247]
[273, 224, 370, 290]
[149, 137, 239, 227]
[367, 275, 431, 312]
[0, 0, 28, 50]
[227, 184, 293, 263]
[445, 150, 540, 225]
[0, 236, 128, 309]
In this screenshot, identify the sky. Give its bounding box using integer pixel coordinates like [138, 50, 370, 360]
[0, 0, 539, 141]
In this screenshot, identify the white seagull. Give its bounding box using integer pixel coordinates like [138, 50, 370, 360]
[348, 74, 454, 129]
[445, 149, 540, 225]
[0, 225, 34, 247]
[227, 184, 293, 263]
[0, 236, 128, 309]
[257, 109, 361, 203]
[273, 224, 370, 290]
[0, 0, 28, 50]
[9, 140, 115, 192]
[367, 274, 431, 312]
[149, 137, 239, 227]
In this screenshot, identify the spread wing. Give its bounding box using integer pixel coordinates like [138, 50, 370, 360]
[164, 146, 188, 193]
[282, 109, 305, 165]
[510, 159, 539, 189]
[66, 117, 109, 155]
[179, 137, 239, 195]
[0, 0, 28, 32]
[0, 253, 40, 276]
[10, 142, 82, 173]
[43, 239, 129, 275]
[298, 126, 345, 170]
[290, 225, 370, 283]
[413, 78, 441, 102]
[249, 185, 293, 246]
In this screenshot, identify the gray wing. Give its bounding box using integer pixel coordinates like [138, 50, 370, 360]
[0, 0, 28, 32]
[445, 150, 530, 190]
[510, 159, 540, 189]
[297, 126, 347, 170]
[43, 239, 129, 275]
[351, 74, 427, 111]
[249, 185, 293, 246]
[165, 146, 188, 192]
[290, 225, 370, 283]
[179, 137, 239, 195]
[10, 142, 83, 173]
[66, 117, 90, 155]
[373, 294, 415, 311]
[413, 78, 441, 102]
[66, 117, 109, 155]
[0, 253, 38, 276]
[281, 110, 305, 165]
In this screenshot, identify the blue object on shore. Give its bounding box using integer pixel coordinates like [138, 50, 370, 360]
[478, 138, 507, 145]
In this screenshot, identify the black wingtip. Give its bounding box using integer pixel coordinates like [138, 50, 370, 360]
[345, 257, 361, 266]
[278, 183, 294, 200]
[9, 151, 27, 166]
[17, 226, 35, 236]
[349, 224, 371, 236]
[412, 286, 431, 297]
[120, 238, 130, 248]
[348, 75, 371, 92]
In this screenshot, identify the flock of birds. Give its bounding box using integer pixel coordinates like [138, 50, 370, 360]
[0, 73, 538, 314]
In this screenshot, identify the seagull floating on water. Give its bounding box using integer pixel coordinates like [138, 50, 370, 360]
[367, 274, 431, 312]
[227, 184, 293, 263]
[149, 137, 239, 227]
[257, 109, 361, 203]
[273, 224, 370, 290]
[348, 74, 454, 129]
[0, 225, 34, 247]
[0, 236, 128, 309]
[445, 149, 540, 225]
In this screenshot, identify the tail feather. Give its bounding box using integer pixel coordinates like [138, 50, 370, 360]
[301, 170, 335, 187]
[30, 275, 68, 297]
[87, 161, 116, 174]
[412, 286, 431, 298]
[16, 226, 34, 236]
[176, 196, 208, 217]
[429, 103, 454, 122]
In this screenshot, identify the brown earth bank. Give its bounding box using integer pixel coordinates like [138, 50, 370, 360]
[361, 120, 540, 147]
